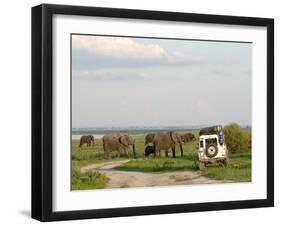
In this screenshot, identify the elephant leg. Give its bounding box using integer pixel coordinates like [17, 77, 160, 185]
[165, 151, 168, 157]
[154, 147, 158, 158]
[172, 147, 176, 158]
[105, 150, 111, 159]
[179, 144, 183, 157]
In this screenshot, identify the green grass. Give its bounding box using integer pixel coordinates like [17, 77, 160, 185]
[200, 152, 251, 182]
[71, 131, 199, 160]
[115, 157, 197, 172]
[115, 152, 251, 183]
[71, 161, 109, 190]
[71, 169, 109, 190]
[71, 130, 252, 189]
[71, 138, 130, 190]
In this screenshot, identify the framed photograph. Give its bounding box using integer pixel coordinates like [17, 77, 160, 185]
[32, 4, 274, 221]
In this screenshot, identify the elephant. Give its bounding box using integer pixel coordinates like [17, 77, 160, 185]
[102, 133, 136, 158]
[182, 133, 195, 143]
[145, 133, 155, 145]
[144, 145, 155, 157]
[153, 132, 183, 158]
[179, 134, 185, 143]
[79, 135, 94, 148]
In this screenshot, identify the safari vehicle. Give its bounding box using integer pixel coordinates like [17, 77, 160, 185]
[198, 125, 228, 170]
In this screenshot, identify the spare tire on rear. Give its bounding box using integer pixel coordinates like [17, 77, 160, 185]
[205, 144, 218, 158]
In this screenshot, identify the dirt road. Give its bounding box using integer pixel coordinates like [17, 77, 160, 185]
[81, 160, 220, 188]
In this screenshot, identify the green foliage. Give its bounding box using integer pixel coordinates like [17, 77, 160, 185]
[223, 123, 251, 153]
[71, 167, 109, 190]
[244, 131, 252, 150]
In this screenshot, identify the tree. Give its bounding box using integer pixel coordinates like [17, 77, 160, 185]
[223, 123, 251, 153]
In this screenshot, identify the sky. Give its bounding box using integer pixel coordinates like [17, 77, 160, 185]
[71, 34, 252, 128]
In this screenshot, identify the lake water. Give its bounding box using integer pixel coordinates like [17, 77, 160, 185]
[72, 133, 144, 140]
[72, 134, 104, 140]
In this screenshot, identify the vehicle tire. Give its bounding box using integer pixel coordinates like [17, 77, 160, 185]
[199, 161, 206, 170]
[223, 158, 229, 167]
[205, 144, 218, 158]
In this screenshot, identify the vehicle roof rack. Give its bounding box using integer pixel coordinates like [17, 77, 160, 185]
[199, 125, 223, 136]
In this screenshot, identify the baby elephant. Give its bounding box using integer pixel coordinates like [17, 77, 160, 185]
[144, 145, 155, 157]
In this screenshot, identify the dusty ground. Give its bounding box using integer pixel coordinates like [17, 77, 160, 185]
[81, 160, 220, 188]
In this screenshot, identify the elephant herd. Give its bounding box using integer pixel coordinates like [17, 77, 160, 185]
[145, 132, 195, 158]
[79, 132, 195, 159]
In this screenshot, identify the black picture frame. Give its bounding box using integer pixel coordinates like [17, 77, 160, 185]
[32, 4, 274, 222]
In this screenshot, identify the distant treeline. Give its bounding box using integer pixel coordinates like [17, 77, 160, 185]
[72, 126, 249, 135]
[72, 125, 251, 135]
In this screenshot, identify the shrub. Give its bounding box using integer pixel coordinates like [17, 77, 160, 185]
[244, 131, 252, 150]
[223, 123, 251, 153]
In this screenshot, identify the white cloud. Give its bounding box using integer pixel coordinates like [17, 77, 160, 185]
[72, 35, 188, 62]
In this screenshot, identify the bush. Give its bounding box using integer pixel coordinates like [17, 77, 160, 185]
[244, 131, 252, 150]
[223, 123, 251, 153]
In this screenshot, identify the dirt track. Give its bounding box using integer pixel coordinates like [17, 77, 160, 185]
[81, 160, 220, 188]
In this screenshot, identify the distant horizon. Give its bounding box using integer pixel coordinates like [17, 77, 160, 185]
[72, 123, 252, 130]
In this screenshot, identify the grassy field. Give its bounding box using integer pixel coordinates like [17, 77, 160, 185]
[71, 131, 251, 190]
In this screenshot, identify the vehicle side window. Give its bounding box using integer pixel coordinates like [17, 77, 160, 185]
[200, 140, 204, 148]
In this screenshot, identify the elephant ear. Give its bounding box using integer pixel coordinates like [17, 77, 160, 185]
[119, 135, 129, 147]
[170, 132, 178, 144]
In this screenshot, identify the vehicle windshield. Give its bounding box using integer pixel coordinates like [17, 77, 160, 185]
[205, 138, 217, 146]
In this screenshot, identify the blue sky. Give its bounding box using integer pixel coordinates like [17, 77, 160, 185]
[72, 35, 252, 128]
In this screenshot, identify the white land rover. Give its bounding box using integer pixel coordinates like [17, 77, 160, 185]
[198, 125, 228, 170]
